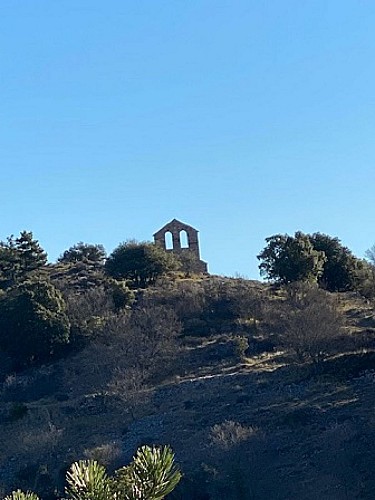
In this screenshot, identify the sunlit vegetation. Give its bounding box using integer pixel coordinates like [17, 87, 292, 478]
[6, 445, 180, 500]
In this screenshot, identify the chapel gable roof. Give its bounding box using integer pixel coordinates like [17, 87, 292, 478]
[153, 219, 199, 237]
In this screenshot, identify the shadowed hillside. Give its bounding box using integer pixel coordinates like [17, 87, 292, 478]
[1, 270, 375, 499]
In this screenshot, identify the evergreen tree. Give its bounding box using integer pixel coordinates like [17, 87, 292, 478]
[58, 242, 106, 265]
[0, 237, 20, 289]
[15, 231, 47, 273]
[0, 278, 70, 366]
[105, 240, 179, 288]
[257, 232, 326, 284]
[309, 232, 357, 291]
[258, 231, 370, 292]
[0, 231, 47, 289]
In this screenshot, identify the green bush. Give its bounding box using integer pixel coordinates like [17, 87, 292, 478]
[6, 445, 181, 500]
[107, 279, 135, 310]
[0, 278, 70, 367]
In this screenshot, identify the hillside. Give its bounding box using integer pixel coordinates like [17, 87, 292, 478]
[1, 275, 375, 499]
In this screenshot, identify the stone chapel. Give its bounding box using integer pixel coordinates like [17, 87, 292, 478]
[153, 219, 208, 273]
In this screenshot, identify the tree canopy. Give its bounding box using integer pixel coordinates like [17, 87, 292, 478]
[0, 231, 47, 289]
[105, 240, 179, 288]
[0, 278, 70, 366]
[58, 242, 106, 265]
[258, 231, 371, 292]
[309, 233, 358, 291]
[257, 232, 326, 285]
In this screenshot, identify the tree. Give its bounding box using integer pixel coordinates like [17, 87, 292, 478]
[58, 242, 106, 265]
[0, 238, 20, 289]
[309, 233, 358, 291]
[105, 240, 179, 288]
[0, 231, 47, 289]
[0, 278, 70, 366]
[257, 232, 326, 284]
[15, 231, 47, 272]
[258, 231, 368, 292]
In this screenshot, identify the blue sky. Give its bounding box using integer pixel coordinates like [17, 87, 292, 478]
[1, 1, 375, 277]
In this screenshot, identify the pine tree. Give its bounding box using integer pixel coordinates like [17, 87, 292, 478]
[15, 231, 47, 273]
[0, 231, 47, 289]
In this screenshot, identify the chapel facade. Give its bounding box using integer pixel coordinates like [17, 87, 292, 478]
[153, 219, 208, 273]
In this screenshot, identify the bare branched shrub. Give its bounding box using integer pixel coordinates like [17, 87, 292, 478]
[127, 305, 181, 371]
[206, 421, 262, 499]
[64, 287, 115, 344]
[138, 279, 265, 340]
[210, 420, 257, 450]
[107, 367, 151, 420]
[65, 287, 114, 326]
[59, 303, 180, 399]
[140, 282, 206, 323]
[220, 279, 264, 323]
[84, 443, 121, 466]
[101, 310, 130, 344]
[103, 304, 181, 381]
[278, 283, 344, 363]
[198, 279, 264, 332]
[20, 421, 63, 458]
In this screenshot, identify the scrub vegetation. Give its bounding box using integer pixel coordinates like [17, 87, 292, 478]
[1, 231, 375, 499]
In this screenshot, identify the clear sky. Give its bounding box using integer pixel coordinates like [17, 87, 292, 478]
[1, 1, 374, 278]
